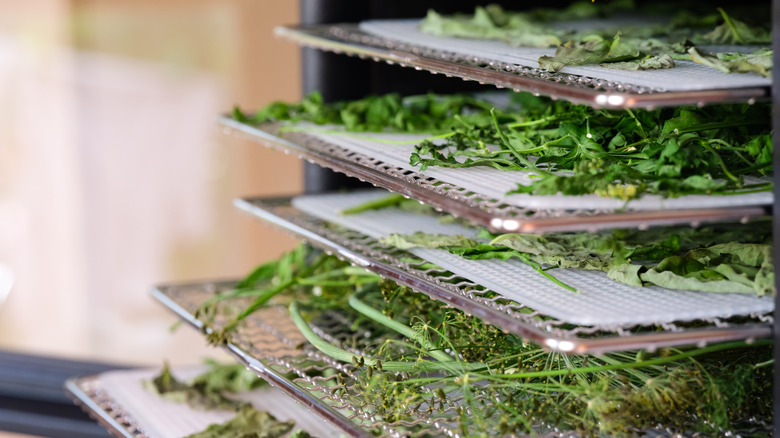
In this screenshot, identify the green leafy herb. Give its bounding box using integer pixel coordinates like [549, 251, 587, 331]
[419, 5, 563, 48]
[237, 92, 494, 134]
[184, 405, 294, 438]
[412, 96, 772, 200]
[418, 4, 771, 75]
[341, 193, 407, 215]
[201, 244, 773, 436]
[689, 47, 772, 77]
[237, 92, 772, 201]
[380, 222, 774, 295]
[600, 53, 675, 71]
[145, 362, 265, 411]
[539, 33, 642, 72]
[701, 8, 771, 45]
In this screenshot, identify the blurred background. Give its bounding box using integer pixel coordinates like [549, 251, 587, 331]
[0, 0, 303, 366]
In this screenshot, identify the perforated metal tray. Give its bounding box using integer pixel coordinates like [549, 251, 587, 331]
[66, 377, 147, 438]
[151, 282, 371, 438]
[220, 117, 770, 234]
[66, 369, 346, 438]
[150, 279, 771, 438]
[275, 23, 769, 109]
[233, 195, 772, 355]
[150, 281, 462, 438]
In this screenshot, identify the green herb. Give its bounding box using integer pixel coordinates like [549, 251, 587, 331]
[145, 362, 265, 411]
[419, 5, 563, 48]
[701, 8, 771, 45]
[184, 405, 294, 438]
[600, 53, 675, 71]
[237, 91, 772, 201]
[538, 33, 643, 72]
[341, 193, 407, 215]
[238, 92, 493, 134]
[379, 222, 774, 295]
[197, 245, 382, 344]
[689, 47, 772, 78]
[418, 4, 771, 75]
[201, 245, 773, 436]
[192, 359, 268, 394]
[412, 97, 772, 200]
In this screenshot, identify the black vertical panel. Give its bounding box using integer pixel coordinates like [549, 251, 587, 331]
[773, 0, 780, 435]
[300, 0, 372, 193]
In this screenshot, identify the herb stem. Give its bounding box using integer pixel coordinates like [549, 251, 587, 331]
[341, 194, 406, 215]
[506, 115, 560, 128]
[676, 119, 766, 134]
[483, 340, 772, 381]
[700, 141, 740, 185]
[518, 254, 578, 293]
[348, 292, 455, 363]
[491, 108, 544, 174]
[288, 300, 484, 373]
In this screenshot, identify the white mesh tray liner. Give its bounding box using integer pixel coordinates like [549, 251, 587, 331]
[359, 19, 771, 92]
[98, 368, 343, 438]
[292, 190, 773, 326]
[300, 127, 772, 210]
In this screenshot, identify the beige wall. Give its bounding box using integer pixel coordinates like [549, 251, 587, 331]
[0, 0, 303, 365]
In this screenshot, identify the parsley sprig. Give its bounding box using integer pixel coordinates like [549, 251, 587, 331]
[235, 92, 772, 201]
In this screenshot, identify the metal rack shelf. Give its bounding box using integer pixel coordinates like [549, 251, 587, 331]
[150, 278, 771, 438]
[65, 377, 146, 438]
[220, 117, 770, 234]
[233, 195, 772, 355]
[66, 369, 347, 438]
[150, 281, 418, 438]
[275, 23, 770, 109]
[151, 282, 371, 438]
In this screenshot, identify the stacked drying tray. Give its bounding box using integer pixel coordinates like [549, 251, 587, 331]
[68, 5, 775, 438]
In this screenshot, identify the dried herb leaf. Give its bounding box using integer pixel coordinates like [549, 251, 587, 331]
[145, 362, 266, 411]
[184, 405, 294, 438]
[689, 47, 772, 77]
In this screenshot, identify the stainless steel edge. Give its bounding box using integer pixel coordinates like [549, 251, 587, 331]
[149, 286, 372, 438]
[64, 378, 140, 438]
[219, 115, 771, 234]
[274, 24, 769, 110]
[517, 206, 770, 234]
[233, 196, 773, 355]
[219, 116, 503, 229]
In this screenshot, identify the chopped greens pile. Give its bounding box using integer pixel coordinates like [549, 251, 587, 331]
[419, 3, 772, 76]
[194, 244, 773, 437]
[186, 406, 295, 438]
[145, 361, 266, 411]
[234, 91, 772, 201]
[145, 362, 309, 438]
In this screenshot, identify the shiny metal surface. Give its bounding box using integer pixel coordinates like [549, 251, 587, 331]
[65, 378, 146, 438]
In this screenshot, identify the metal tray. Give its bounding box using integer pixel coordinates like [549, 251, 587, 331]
[150, 282, 372, 438]
[66, 377, 147, 438]
[66, 369, 346, 438]
[150, 281, 473, 438]
[275, 23, 769, 109]
[233, 195, 773, 355]
[220, 117, 770, 234]
[150, 279, 771, 438]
